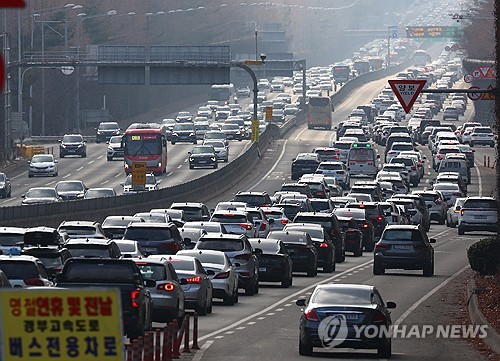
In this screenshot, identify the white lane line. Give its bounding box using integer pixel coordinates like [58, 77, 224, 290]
[283, 304, 292, 307]
[247, 322, 256, 325]
[474, 163, 483, 196]
[266, 312, 275, 316]
[97, 155, 103, 159]
[114, 173, 121, 178]
[177, 165, 182, 169]
[236, 327, 246, 330]
[275, 308, 284, 312]
[88, 160, 94, 164]
[11, 174, 23, 180]
[184, 159, 188, 163]
[257, 317, 266, 320]
[47, 181, 56, 186]
[394, 265, 469, 326]
[198, 259, 374, 342]
[166, 172, 173, 177]
[248, 141, 287, 191]
[192, 340, 214, 361]
[76, 167, 83, 171]
[100, 181, 109, 185]
[214, 336, 224, 339]
[224, 331, 234, 335]
[62, 174, 71, 179]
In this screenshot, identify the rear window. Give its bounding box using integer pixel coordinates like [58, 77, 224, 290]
[312, 287, 371, 305]
[167, 259, 195, 272]
[233, 195, 269, 206]
[63, 262, 136, 283]
[281, 185, 308, 194]
[58, 226, 96, 236]
[333, 142, 351, 150]
[348, 148, 375, 161]
[309, 97, 330, 106]
[319, 163, 343, 170]
[64, 245, 110, 258]
[196, 239, 244, 252]
[171, 207, 202, 218]
[124, 227, 172, 241]
[293, 216, 333, 230]
[419, 194, 439, 202]
[382, 229, 424, 242]
[464, 199, 497, 209]
[136, 263, 167, 281]
[0, 261, 39, 279]
[211, 215, 248, 224]
[0, 233, 25, 246]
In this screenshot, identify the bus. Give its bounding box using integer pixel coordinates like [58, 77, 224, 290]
[307, 96, 334, 130]
[414, 50, 432, 67]
[347, 142, 378, 178]
[122, 123, 168, 175]
[332, 65, 350, 86]
[210, 84, 235, 105]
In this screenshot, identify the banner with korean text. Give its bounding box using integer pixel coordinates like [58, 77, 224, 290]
[0, 288, 123, 361]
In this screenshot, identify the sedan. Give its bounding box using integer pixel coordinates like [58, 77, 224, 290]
[249, 238, 293, 287]
[28, 154, 58, 178]
[22, 187, 61, 205]
[55, 180, 87, 200]
[432, 182, 465, 207]
[178, 250, 239, 305]
[0, 172, 11, 198]
[446, 197, 466, 228]
[296, 284, 396, 357]
[203, 140, 229, 162]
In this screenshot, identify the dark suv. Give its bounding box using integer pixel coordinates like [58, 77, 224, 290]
[59, 134, 87, 158]
[346, 202, 387, 241]
[123, 222, 185, 255]
[96, 121, 121, 143]
[22, 246, 72, 278]
[291, 153, 321, 180]
[233, 191, 273, 207]
[292, 212, 345, 263]
[171, 123, 197, 145]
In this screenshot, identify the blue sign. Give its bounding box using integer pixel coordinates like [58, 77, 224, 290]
[390, 26, 398, 39]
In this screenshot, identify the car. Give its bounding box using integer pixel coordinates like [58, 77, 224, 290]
[0, 172, 11, 198]
[115, 239, 148, 258]
[0, 226, 26, 255]
[280, 183, 313, 199]
[171, 123, 197, 144]
[336, 216, 364, 256]
[64, 238, 122, 258]
[435, 172, 468, 195]
[188, 145, 218, 169]
[177, 249, 239, 305]
[170, 202, 211, 221]
[469, 126, 495, 147]
[221, 123, 244, 141]
[21, 187, 61, 205]
[413, 190, 447, 224]
[233, 191, 273, 207]
[260, 207, 290, 231]
[373, 225, 435, 276]
[334, 208, 375, 252]
[58, 220, 108, 239]
[267, 230, 318, 277]
[59, 134, 87, 158]
[236, 86, 251, 97]
[122, 173, 160, 194]
[284, 104, 299, 115]
[346, 202, 387, 240]
[446, 197, 466, 228]
[315, 161, 350, 189]
[123, 222, 185, 255]
[248, 238, 293, 287]
[296, 284, 396, 357]
[431, 182, 465, 207]
[133, 257, 185, 322]
[23, 226, 66, 248]
[209, 210, 257, 237]
[102, 215, 145, 239]
[291, 153, 321, 180]
[0, 255, 54, 287]
[194, 233, 259, 295]
[84, 187, 117, 199]
[95, 121, 121, 143]
[106, 135, 124, 161]
[284, 223, 336, 272]
[28, 154, 58, 178]
[246, 207, 273, 238]
[458, 196, 498, 235]
[203, 140, 229, 162]
[55, 180, 88, 201]
[22, 246, 72, 279]
[176, 111, 193, 123]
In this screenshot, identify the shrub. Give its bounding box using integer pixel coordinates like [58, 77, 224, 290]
[467, 237, 500, 276]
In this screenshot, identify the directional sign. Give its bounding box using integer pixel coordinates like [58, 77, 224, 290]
[467, 86, 482, 101]
[132, 161, 147, 186]
[472, 69, 481, 79]
[388, 80, 427, 114]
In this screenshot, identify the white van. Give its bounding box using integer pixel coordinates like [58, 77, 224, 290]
[438, 159, 469, 184]
[347, 143, 378, 178]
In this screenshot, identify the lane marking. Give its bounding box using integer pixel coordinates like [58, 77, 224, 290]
[100, 181, 109, 185]
[76, 167, 83, 171]
[166, 172, 173, 177]
[248, 141, 287, 191]
[236, 327, 246, 330]
[224, 331, 234, 335]
[62, 174, 71, 179]
[192, 340, 214, 361]
[257, 317, 266, 320]
[88, 160, 94, 165]
[474, 163, 483, 196]
[177, 165, 182, 169]
[114, 173, 121, 178]
[247, 322, 256, 325]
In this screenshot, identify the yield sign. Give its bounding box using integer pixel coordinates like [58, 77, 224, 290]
[478, 66, 491, 78]
[388, 79, 427, 114]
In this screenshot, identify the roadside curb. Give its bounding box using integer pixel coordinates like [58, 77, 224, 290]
[467, 277, 500, 355]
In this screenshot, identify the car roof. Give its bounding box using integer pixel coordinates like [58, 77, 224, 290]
[59, 221, 98, 227]
[65, 238, 114, 245]
[0, 255, 40, 262]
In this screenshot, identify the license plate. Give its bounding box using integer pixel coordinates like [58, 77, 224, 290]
[199, 161, 207, 164]
[288, 250, 296, 254]
[474, 215, 487, 219]
[393, 245, 411, 250]
[259, 267, 267, 272]
[142, 247, 157, 252]
[330, 314, 359, 320]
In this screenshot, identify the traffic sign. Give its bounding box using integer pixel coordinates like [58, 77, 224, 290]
[244, 60, 264, 65]
[472, 69, 481, 79]
[464, 74, 473, 83]
[389, 26, 398, 39]
[388, 79, 427, 114]
[132, 161, 147, 186]
[467, 86, 482, 101]
[265, 106, 273, 121]
[478, 66, 490, 78]
[481, 85, 495, 101]
[251, 120, 260, 142]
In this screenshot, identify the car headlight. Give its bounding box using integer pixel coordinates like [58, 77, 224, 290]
[211, 157, 216, 161]
[189, 157, 195, 162]
[0, 183, 5, 189]
[172, 133, 178, 137]
[60, 144, 66, 148]
[190, 133, 195, 137]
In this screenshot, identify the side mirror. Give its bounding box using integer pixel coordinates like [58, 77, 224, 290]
[58, 140, 62, 143]
[188, 152, 192, 155]
[180, 278, 188, 285]
[296, 299, 306, 307]
[205, 269, 216, 276]
[21, 194, 25, 198]
[386, 301, 397, 309]
[54, 160, 58, 163]
[376, 154, 381, 159]
[120, 183, 125, 186]
[144, 279, 156, 288]
[253, 248, 263, 256]
[234, 262, 241, 268]
[106, 141, 109, 144]
[429, 238, 437, 243]
[427, 204, 432, 208]
[268, 218, 275, 225]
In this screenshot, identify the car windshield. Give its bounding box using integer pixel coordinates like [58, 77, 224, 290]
[31, 155, 53, 163]
[0, 261, 39, 279]
[99, 123, 119, 130]
[192, 146, 213, 154]
[311, 287, 372, 305]
[26, 188, 56, 198]
[196, 239, 244, 252]
[56, 182, 84, 192]
[124, 228, 172, 241]
[174, 124, 194, 131]
[136, 263, 167, 280]
[109, 136, 122, 143]
[62, 135, 83, 142]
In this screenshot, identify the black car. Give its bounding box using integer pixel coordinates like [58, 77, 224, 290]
[292, 212, 345, 263]
[188, 145, 218, 169]
[64, 238, 122, 258]
[123, 223, 186, 255]
[0, 172, 11, 198]
[249, 238, 293, 287]
[337, 216, 364, 256]
[55, 180, 88, 200]
[95, 121, 121, 143]
[22, 246, 72, 278]
[171, 123, 197, 145]
[280, 183, 313, 198]
[334, 208, 375, 252]
[296, 284, 396, 357]
[267, 230, 318, 277]
[59, 134, 87, 158]
[347, 202, 387, 241]
[284, 223, 335, 272]
[291, 153, 321, 180]
[373, 225, 435, 276]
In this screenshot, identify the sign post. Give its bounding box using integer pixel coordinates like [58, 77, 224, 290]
[131, 161, 147, 191]
[388, 79, 427, 113]
[0, 288, 123, 361]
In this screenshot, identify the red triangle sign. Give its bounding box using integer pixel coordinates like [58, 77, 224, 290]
[388, 79, 427, 113]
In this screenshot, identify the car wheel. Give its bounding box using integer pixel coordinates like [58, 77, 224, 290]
[306, 265, 316, 277]
[28, 173, 33, 178]
[377, 338, 392, 358]
[207, 299, 213, 314]
[373, 262, 385, 275]
[193, 140, 197, 145]
[281, 275, 292, 288]
[323, 257, 334, 273]
[234, 288, 239, 304]
[53, 172, 58, 177]
[82, 153, 87, 158]
[335, 250, 344, 263]
[244, 283, 255, 296]
[253, 276, 259, 294]
[354, 244, 363, 257]
[423, 260, 434, 277]
[223, 292, 235, 306]
[60, 154, 65, 158]
[451, 221, 456, 229]
[213, 163, 218, 169]
[438, 216, 445, 225]
[197, 300, 209, 315]
[189, 164, 194, 169]
[470, 142, 474, 147]
[299, 339, 313, 356]
[225, 157, 229, 162]
[171, 141, 176, 145]
[365, 241, 375, 252]
[446, 218, 450, 227]
[107, 157, 112, 161]
[458, 227, 465, 235]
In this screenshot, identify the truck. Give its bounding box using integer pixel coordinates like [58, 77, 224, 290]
[458, 197, 498, 235]
[56, 258, 154, 339]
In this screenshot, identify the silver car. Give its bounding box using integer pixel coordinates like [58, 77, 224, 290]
[203, 140, 229, 162]
[178, 250, 239, 305]
[165, 255, 213, 316]
[413, 190, 447, 225]
[261, 207, 290, 231]
[28, 154, 58, 178]
[446, 197, 466, 228]
[22, 187, 61, 205]
[133, 257, 185, 322]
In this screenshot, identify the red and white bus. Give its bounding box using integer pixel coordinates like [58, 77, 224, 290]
[122, 123, 168, 175]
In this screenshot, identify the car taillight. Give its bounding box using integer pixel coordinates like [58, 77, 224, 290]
[187, 277, 202, 284]
[259, 223, 267, 231]
[372, 311, 386, 323]
[131, 289, 140, 308]
[437, 154, 443, 159]
[214, 271, 230, 279]
[241, 223, 253, 230]
[235, 254, 251, 261]
[281, 219, 289, 225]
[319, 243, 329, 248]
[411, 166, 416, 170]
[375, 216, 383, 221]
[157, 283, 175, 291]
[304, 309, 320, 321]
[375, 243, 390, 250]
[52, 267, 62, 274]
[24, 278, 45, 286]
[362, 223, 370, 228]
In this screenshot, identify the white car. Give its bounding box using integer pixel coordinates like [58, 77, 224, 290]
[469, 126, 495, 147]
[261, 207, 290, 230]
[315, 161, 350, 189]
[446, 197, 466, 228]
[28, 154, 58, 178]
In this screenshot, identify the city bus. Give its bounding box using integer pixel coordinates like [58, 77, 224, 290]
[307, 96, 334, 130]
[210, 84, 235, 105]
[122, 123, 168, 175]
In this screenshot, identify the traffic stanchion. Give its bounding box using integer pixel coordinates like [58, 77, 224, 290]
[162, 326, 172, 361]
[126, 343, 133, 361]
[484, 155, 487, 167]
[132, 337, 142, 361]
[182, 315, 191, 353]
[171, 319, 180, 359]
[155, 329, 161, 361]
[143, 332, 154, 361]
[487, 156, 490, 168]
[192, 313, 199, 350]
